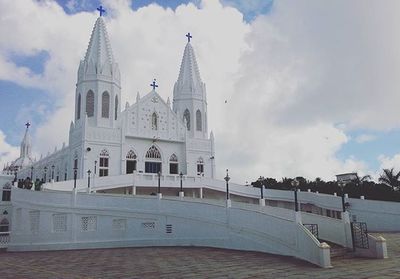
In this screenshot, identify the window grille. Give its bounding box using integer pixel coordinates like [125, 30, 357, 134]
[99, 149, 109, 177]
[53, 214, 67, 232]
[81, 216, 97, 231]
[145, 146, 161, 160]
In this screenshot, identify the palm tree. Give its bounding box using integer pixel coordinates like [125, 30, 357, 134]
[353, 174, 372, 186]
[379, 168, 400, 191]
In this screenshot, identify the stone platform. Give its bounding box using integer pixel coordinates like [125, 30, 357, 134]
[0, 233, 399, 279]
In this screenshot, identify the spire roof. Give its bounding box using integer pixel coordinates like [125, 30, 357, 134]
[176, 42, 203, 90]
[84, 17, 114, 68]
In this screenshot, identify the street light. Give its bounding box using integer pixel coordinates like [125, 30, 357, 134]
[291, 179, 300, 212]
[73, 166, 78, 189]
[87, 169, 91, 189]
[157, 171, 161, 194]
[51, 165, 55, 181]
[338, 181, 347, 212]
[30, 166, 34, 181]
[179, 172, 183, 192]
[224, 169, 230, 200]
[257, 176, 265, 199]
[44, 166, 48, 182]
[94, 160, 97, 175]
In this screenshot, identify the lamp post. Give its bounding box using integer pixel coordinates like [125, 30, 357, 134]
[224, 169, 230, 200]
[179, 172, 183, 192]
[73, 166, 78, 189]
[51, 165, 55, 181]
[257, 176, 265, 199]
[30, 166, 34, 181]
[94, 160, 97, 175]
[338, 181, 346, 212]
[291, 179, 300, 212]
[87, 169, 91, 190]
[44, 166, 47, 183]
[157, 171, 161, 197]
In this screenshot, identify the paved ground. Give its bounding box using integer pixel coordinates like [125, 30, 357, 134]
[0, 233, 399, 279]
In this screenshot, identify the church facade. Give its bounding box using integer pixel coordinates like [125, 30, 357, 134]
[12, 16, 216, 182]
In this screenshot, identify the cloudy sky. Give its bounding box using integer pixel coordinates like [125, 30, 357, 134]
[1, 0, 400, 183]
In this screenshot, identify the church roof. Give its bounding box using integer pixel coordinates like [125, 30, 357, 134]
[84, 17, 114, 67]
[175, 42, 203, 91]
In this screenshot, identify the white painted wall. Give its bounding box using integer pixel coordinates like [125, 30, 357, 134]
[9, 187, 331, 267]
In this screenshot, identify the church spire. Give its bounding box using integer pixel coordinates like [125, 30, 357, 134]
[78, 15, 120, 80]
[175, 35, 203, 94]
[20, 122, 32, 158]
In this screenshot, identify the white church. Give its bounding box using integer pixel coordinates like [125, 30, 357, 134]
[0, 12, 392, 269]
[7, 15, 215, 182]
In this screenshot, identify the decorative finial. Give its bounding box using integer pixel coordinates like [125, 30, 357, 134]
[186, 32, 192, 43]
[150, 79, 158, 90]
[97, 5, 106, 17]
[25, 121, 31, 129]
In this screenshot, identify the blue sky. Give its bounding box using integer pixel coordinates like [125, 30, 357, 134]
[2, 0, 400, 180]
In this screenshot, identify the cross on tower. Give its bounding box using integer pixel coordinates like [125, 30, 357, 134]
[186, 32, 192, 43]
[97, 5, 106, 17]
[25, 122, 31, 129]
[150, 79, 158, 90]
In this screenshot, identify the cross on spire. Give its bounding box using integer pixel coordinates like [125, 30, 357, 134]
[186, 32, 192, 43]
[97, 5, 106, 17]
[25, 122, 31, 129]
[150, 79, 158, 90]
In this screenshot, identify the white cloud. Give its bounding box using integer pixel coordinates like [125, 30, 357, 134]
[2, 0, 400, 183]
[0, 130, 19, 169]
[355, 134, 377, 144]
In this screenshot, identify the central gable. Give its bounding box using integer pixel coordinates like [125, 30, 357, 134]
[122, 91, 186, 141]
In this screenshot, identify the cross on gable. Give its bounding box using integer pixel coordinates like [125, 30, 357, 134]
[97, 5, 106, 17]
[25, 122, 31, 129]
[186, 32, 192, 43]
[150, 79, 158, 90]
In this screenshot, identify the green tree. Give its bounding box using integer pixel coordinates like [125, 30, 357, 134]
[378, 168, 400, 191]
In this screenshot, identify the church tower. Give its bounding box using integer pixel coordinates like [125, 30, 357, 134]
[173, 33, 208, 139]
[74, 16, 121, 128]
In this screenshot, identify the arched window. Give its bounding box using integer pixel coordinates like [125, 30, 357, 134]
[169, 154, 178, 174]
[126, 150, 137, 174]
[145, 145, 161, 174]
[183, 109, 190, 131]
[152, 112, 158, 130]
[99, 149, 109, 177]
[77, 93, 81, 120]
[115, 95, 118, 120]
[197, 157, 204, 175]
[102, 92, 110, 118]
[86, 90, 94, 117]
[196, 109, 202, 131]
[0, 218, 9, 232]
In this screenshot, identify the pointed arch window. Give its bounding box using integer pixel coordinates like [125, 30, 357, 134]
[183, 109, 190, 131]
[196, 109, 202, 131]
[115, 95, 119, 120]
[152, 112, 158, 130]
[86, 90, 94, 117]
[99, 149, 109, 177]
[145, 145, 162, 174]
[77, 93, 81, 120]
[102, 92, 110, 118]
[197, 157, 204, 175]
[169, 154, 178, 174]
[126, 150, 137, 174]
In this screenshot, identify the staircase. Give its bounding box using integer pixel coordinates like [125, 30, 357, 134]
[325, 241, 353, 259]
